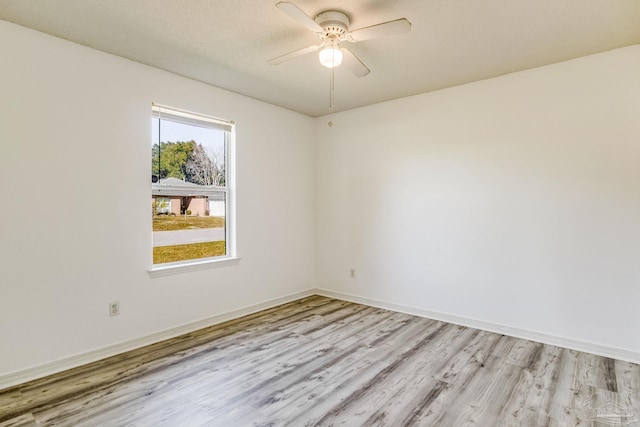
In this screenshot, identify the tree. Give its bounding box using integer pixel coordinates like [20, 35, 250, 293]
[151, 141, 195, 179]
[215, 162, 225, 187]
[152, 140, 224, 186]
[185, 143, 217, 185]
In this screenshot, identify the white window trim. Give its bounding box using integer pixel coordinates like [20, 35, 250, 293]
[148, 103, 237, 277]
[148, 256, 241, 278]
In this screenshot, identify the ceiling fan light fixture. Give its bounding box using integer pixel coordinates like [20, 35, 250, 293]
[271, 2, 410, 77]
[319, 45, 342, 68]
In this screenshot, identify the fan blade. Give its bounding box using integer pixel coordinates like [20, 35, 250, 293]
[348, 18, 411, 42]
[341, 48, 370, 77]
[276, 2, 324, 33]
[268, 44, 323, 65]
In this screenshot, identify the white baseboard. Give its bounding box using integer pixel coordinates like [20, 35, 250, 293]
[315, 288, 640, 365]
[0, 288, 317, 391]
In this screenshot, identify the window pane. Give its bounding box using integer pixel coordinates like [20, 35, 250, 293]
[151, 118, 225, 186]
[151, 114, 228, 265]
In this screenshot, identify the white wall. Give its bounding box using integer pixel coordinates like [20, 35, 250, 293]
[316, 46, 640, 359]
[0, 21, 315, 379]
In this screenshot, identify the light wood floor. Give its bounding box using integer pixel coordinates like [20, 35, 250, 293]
[1, 296, 638, 426]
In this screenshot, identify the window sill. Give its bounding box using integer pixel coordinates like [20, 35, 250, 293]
[148, 256, 241, 278]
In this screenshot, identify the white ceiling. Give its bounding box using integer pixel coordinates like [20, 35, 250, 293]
[1, 0, 639, 117]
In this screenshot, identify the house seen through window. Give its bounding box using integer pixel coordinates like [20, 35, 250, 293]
[151, 104, 233, 265]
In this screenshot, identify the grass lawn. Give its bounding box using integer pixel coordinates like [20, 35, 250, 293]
[153, 241, 226, 264]
[153, 215, 225, 231]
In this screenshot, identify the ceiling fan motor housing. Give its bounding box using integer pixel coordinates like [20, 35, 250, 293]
[315, 11, 350, 39]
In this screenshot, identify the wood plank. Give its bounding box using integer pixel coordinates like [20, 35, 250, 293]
[0, 413, 38, 427]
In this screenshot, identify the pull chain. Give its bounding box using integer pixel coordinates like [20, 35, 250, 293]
[328, 65, 335, 127]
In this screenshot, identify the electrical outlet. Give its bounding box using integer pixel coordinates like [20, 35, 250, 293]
[109, 301, 120, 317]
[350, 269, 355, 278]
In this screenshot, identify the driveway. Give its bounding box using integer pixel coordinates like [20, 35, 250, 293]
[153, 227, 225, 247]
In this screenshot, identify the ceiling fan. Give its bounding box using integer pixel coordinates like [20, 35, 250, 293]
[269, 2, 412, 77]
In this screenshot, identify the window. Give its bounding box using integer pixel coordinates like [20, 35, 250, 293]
[150, 104, 235, 269]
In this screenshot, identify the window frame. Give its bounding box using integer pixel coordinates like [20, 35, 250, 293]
[148, 104, 239, 277]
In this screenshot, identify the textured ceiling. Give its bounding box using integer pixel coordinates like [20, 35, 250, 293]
[1, 0, 639, 117]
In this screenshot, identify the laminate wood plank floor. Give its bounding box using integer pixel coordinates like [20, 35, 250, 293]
[1, 296, 638, 426]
